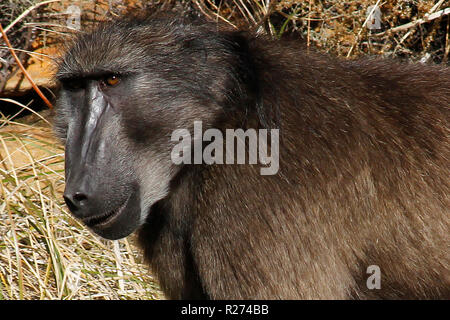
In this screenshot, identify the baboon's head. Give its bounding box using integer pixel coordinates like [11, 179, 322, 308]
[54, 15, 256, 239]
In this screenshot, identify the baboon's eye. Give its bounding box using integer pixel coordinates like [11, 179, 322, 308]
[103, 75, 121, 87]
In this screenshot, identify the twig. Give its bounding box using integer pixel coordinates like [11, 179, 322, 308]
[113, 241, 125, 293]
[429, 0, 445, 16]
[4, 0, 61, 34]
[373, 7, 450, 37]
[347, 0, 382, 58]
[235, 0, 257, 25]
[0, 98, 51, 125]
[250, 0, 276, 34]
[193, 1, 237, 29]
[307, 0, 312, 47]
[443, 13, 450, 63]
[0, 23, 53, 109]
[0, 46, 54, 60]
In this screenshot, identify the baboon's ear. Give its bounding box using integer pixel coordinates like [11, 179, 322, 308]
[223, 32, 278, 128]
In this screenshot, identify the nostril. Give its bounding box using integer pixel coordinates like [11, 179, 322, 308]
[63, 194, 78, 212]
[73, 192, 88, 203]
[63, 192, 88, 213]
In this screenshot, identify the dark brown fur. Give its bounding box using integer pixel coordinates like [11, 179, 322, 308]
[136, 37, 450, 299]
[56, 14, 450, 299]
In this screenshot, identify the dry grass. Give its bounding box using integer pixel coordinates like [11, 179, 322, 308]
[193, 0, 450, 63]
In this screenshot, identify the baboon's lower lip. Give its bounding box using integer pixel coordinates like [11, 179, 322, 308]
[83, 195, 130, 228]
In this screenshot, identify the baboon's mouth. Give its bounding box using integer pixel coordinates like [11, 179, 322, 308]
[83, 195, 130, 228]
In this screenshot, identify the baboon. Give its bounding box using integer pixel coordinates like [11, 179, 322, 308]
[54, 13, 449, 299]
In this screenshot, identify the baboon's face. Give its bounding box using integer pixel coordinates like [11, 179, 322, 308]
[54, 18, 233, 239]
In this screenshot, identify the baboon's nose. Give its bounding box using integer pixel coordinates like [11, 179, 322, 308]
[63, 191, 89, 215]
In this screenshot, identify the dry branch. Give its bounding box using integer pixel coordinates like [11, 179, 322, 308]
[374, 7, 450, 37]
[3, 0, 61, 34]
[0, 23, 53, 109]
